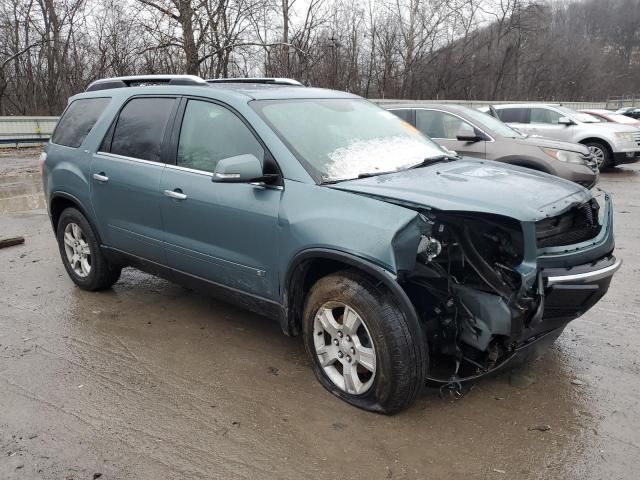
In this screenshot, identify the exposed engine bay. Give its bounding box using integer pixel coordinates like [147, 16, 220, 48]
[400, 201, 605, 384]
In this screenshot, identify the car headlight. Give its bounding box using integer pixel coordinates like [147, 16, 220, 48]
[615, 132, 635, 142]
[541, 148, 587, 164]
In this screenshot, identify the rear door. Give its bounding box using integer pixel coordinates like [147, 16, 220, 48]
[90, 96, 177, 263]
[159, 98, 281, 299]
[415, 109, 487, 158]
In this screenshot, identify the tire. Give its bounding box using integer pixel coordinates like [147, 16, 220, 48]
[56, 207, 121, 291]
[302, 270, 426, 414]
[583, 141, 612, 169]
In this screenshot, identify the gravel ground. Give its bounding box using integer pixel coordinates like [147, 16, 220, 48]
[0, 152, 638, 480]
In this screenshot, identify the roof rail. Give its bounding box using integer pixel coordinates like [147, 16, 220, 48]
[86, 75, 208, 92]
[206, 77, 304, 86]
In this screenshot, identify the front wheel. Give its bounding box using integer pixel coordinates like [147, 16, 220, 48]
[302, 271, 426, 414]
[584, 141, 612, 169]
[56, 208, 121, 291]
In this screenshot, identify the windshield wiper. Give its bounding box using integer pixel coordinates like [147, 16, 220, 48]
[322, 154, 458, 184]
[408, 154, 458, 169]
[356, 155, 457, 179]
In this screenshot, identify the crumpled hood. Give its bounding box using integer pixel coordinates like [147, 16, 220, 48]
[330, 159, 592, 222]
[514, 136, 590, 155]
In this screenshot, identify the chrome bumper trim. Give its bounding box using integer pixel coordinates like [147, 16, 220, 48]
[546, 258, 622, 286]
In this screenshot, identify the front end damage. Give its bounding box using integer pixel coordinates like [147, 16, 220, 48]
[395, 189, 620, 383]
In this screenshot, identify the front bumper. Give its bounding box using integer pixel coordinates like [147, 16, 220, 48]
[613, 151, 640, 165]
[524, 255, 621, 338]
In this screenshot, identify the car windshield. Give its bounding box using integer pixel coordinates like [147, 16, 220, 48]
[253, 98, 447, 182]
[607, 113, 638, 124]
[463, 108, 525, 138]
[556, 106, 602, 123]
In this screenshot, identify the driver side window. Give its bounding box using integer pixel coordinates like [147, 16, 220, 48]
[177, 100, 264, 173]
[416, 110, 475, 140]
[530, 108, 562, 125]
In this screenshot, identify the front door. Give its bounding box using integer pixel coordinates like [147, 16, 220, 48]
[527, 107, 571, 140]
[415, 109, 487, 159]
[160, 99, 281, 299]
[90, 96, 177, 263]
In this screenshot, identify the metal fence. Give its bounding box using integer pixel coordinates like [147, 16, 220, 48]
[0, 116, 57, 147]
[0, 100, 616, 147]
[605, 95, 640, 110]
[373, 99, 609, 109]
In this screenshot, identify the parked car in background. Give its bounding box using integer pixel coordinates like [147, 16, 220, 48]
[384, 103, 598, 188]
[616, 107, 640, 120]
[482, 104, 640, 168]
[580, 109, 640, 129]
[42, 76, 620, 414]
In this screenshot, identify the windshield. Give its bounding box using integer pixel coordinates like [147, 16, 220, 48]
[463, 108, 525, 138]
[556, 106, 602, 123]
[606, 113, 638, 124]
[253, 98, 446, 182]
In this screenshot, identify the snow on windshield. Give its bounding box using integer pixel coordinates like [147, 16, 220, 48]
[325, 136, 435, 181]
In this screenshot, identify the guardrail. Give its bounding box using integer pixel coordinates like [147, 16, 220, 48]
[0, 116, 57, 147]
[373, 99, 609, 109]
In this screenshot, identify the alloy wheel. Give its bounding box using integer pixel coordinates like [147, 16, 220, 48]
[63, 222, 91, 277]
[588, 145, 606, 167]
[313, 302, 377, 395]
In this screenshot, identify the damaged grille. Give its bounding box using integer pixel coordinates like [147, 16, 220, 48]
[536, 200, 601, 248]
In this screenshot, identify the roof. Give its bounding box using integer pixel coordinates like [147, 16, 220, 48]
[82, 74, 357, 101]
[205, 83, 358, 100]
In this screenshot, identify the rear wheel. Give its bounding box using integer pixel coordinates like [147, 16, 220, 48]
[302, 271, 426, 414]
[56, 208, 121, 291]
[584, 141, 612, 169]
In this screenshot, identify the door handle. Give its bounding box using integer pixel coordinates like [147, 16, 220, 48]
[92, 173, 109, 183]
[163, 189, 187, 200]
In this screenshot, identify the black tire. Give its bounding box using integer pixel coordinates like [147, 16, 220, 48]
[56, 207, 121, 291]
[302, 270, 426, 414]
[583, 141, 613, 169]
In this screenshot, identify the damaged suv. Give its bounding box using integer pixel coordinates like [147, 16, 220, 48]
[43, 76, 620, 414]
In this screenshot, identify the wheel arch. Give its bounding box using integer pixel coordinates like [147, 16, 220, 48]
[498, 156, 552, 174]
[579, 137, 614, 154]
[49, 192, 102, 244]
[281, 248, 420, 339]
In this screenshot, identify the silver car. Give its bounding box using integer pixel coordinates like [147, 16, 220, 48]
[385, 103, 598, 188]
[482, 103, 640, 168]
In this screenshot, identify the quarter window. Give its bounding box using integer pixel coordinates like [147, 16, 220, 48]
[177, 100, 264, 173]
[52, 98, 111, 148]
[416, 110, 475, 139]
[109, 97, 175, 162]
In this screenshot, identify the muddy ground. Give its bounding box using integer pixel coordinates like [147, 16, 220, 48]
[1, 151, 638, 480]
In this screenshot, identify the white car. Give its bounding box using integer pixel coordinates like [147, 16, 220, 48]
[481, 103, 640, 168]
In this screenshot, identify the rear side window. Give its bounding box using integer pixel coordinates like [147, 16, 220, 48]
[52, 98, 111, 148]
[497, 108, 529, 124]
[109, 98, 174, 162]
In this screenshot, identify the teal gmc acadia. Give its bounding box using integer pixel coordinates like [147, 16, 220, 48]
[41, 75, 621, 413]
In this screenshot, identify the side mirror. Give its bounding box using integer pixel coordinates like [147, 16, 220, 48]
[456, 129, 486, 142]
[558, 116, 574, 126]
[212, 154, 265, 183]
